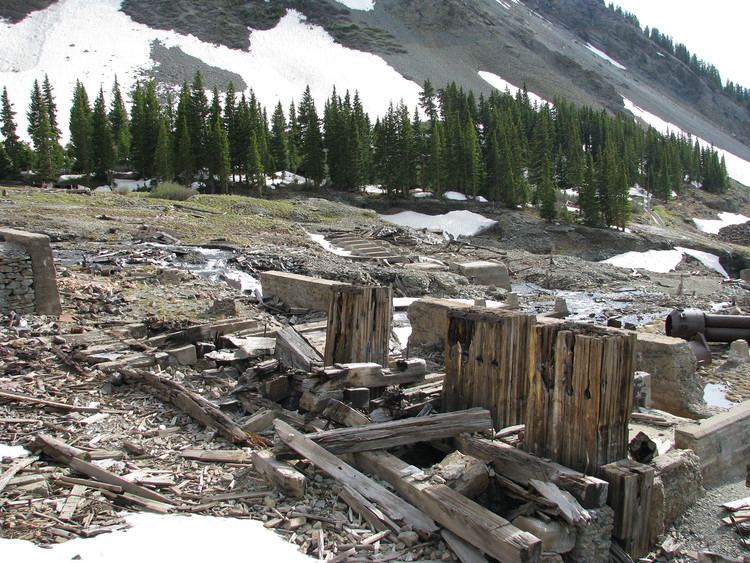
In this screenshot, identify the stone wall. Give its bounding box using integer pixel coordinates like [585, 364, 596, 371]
[0, 241, 35, 315]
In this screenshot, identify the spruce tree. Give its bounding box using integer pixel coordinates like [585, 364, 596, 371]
[188, 71, 209, 172]
[91, 87, 114, 180]
[223, 82, 239, 181]
[579, 153, 599, 226]
[42, 75, 61, 139]
[154, 115, 173, 182]
[174, 114, 193, 186]
[246, 132, 265, 193]
[270, 102, 289, 174]
[1, 87, 21, 176]
[33, 104, 56, 181]
[301, 97, 324, 187]
[207, 111, 231, 194]
[109, 77, 130, 167]
[69, 81, 93, 174]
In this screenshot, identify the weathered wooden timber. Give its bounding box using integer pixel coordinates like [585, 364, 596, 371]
[525, 321, 636, 475]
[443, 308, 537, 430]
[324, 285, 392, 366]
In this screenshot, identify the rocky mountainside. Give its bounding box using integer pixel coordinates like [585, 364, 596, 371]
[2, 0, 750, 175]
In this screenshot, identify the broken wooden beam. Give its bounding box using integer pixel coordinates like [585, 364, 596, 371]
[455, 434, 608, 508]
[273, 419, 438, 536]
[0, 390, 100, 413]
[252, 449, 306, 498]
[274, 325, 323, 371]
[602, 459, 654, 559]
[122, 368, 268, 447]
[276, 408, 492, 457]
[352, 450, 542, 563]
[179, 449, 250, 463]
[32, 434, 175, 506]
[321, 399, 370, 427]
[146, 318, 263, 347]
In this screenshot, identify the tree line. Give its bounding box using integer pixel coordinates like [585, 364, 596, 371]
[0, 72, 730, 227]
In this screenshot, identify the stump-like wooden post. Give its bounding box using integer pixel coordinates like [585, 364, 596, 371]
[443, 309, 537, 429]
[525, 321, 636, 475]
[325, 285, 392, 367]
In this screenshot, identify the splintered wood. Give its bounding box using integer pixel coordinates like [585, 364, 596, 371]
[324, 285, 392, 367]
[525, 321, 636, 475]
[443, 309, 536, 429]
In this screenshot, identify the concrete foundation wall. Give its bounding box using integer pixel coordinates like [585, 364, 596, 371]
[675, 400, 750, 485]
[260, 271, 350, 313]
[635, 333, 702, 418]
[0, 228, 61, 316]
[407, 297, 474, 351]
[0, 242, 35, 315]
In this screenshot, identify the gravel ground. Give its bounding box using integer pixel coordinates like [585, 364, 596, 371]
[665, 478, 750, 560]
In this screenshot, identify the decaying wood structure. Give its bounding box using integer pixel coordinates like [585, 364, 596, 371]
[324, 285, 392, 366]
[443, 308, 536, 429]
[525, 321, 637, 474]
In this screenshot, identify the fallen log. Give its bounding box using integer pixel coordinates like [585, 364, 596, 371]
[274, 419, 437, 536]
[122, 368, 268, 447]
[32, 434, 175, 506]
[455, 434, 608, 508]
[276, 408, 492, 457]
[352, 450, 542, 563]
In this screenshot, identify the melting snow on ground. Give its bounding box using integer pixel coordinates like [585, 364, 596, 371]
[334, 0, 375, 10]
[0, 513, 317, 562]
[585, 43, 626, 70]
[478, 71, 551, 107]
[306, 232, 353, 257]
[443, 191, 468, 201]
[380, 210, 497, 239]
[693, 212, 750, 234]
[622, 97, 750, 186]
[602, 246, 728, 277]
[0, 0, 420, 142]
[0, 444, 30, 459]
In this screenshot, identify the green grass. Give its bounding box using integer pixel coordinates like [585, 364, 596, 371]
[149, 182, 197, 201]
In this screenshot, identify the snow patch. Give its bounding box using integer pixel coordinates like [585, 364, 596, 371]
[363, 185, 385, 194]
[380, 210, 497, 239]
[622, 97, 750, 186]
[443, 191, 468, 201]
[334, 0, 375, 10]
[478, 71, 551, 107]
[602, 246, 728, 277]
[0, 1, 420, 143]
[693, 212, 750, 234]
[0, 513, 317, 562]
[306, 232, 353, 257]
[0, 444, 30, 459]
[585, 43, 627, 70]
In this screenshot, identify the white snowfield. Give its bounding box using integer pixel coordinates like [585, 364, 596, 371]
[380, 210, 497, 239]
[0, 513, 318, 563]
[603, 246, 728, 277]
[334, 0, 375, 10]
[622, 97, 750, 186]
[477, 71, 551, 108]
[306, 232, 353, 257]
[693, 212, 750, 235]
[0, 443, 30, 459]
[0, 0, 421, 143]
[585, 43, 627, 70]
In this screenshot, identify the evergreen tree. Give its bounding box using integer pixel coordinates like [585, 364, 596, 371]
[33, 104, 56, 180]
[91, 87, 114, 179]
[153, 116, 173, 182]
[207, 109, 231, 194]
[287, 100, 300, 173]
[69, 81, 92, 174]
[579, 153, 599, 226]
[246, 133, 265, 193]
[109, 77, 130, 167]
[425, 119, 445, 195]
[42, 75, 61, 139]
[27, 80, 43, 141]
[174, 114, 193, 186]
[188, 71, 209, 172]
[300, 96, 325, 187]
[223, 82, 240, 181]
[1, 87, 21, 175]
[538, 153, 557, 221]
[419, 80, 437, 121]
[270, 103, 289, 174]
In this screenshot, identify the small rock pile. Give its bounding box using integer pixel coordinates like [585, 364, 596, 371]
[717, 222, 750, 246]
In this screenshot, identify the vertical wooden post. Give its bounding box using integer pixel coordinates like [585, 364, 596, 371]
[325, 285, 392, 367]
[525, 321, 636, 475]
[443, 309, 536, 429]
[602, 459, 654, 559]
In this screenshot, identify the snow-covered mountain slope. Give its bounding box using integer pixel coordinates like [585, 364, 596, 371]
[1, 0, 750, 187]
[0, 0, 420, 143]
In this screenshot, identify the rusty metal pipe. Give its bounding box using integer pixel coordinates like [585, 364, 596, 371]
[666, 308, 750, 343]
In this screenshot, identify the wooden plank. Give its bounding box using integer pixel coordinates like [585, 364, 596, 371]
[57, 476, 123, 493]
[32, 433, 176, 506]
[455, 435, 608, 508]
[252, 450, 306, 498]
[602, 459, 654, 559]
[441, 529, 489, 563]
[274, 326, 324, 371]
[722, 497, 750, 512]
[528, 479, 590, 525]
[273, 419, 437, 536]
[146, 318, 262, 346]
[59, 484, 86, 520]
[0, 390, 100, 413]
[352, 450, 541, 563]
[179, 449, 250, 463]
[241, 409, 278, 433]
[276, 408, 492, 457]
[0, 455, 39, 495]
[321, 399, 370, 427]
